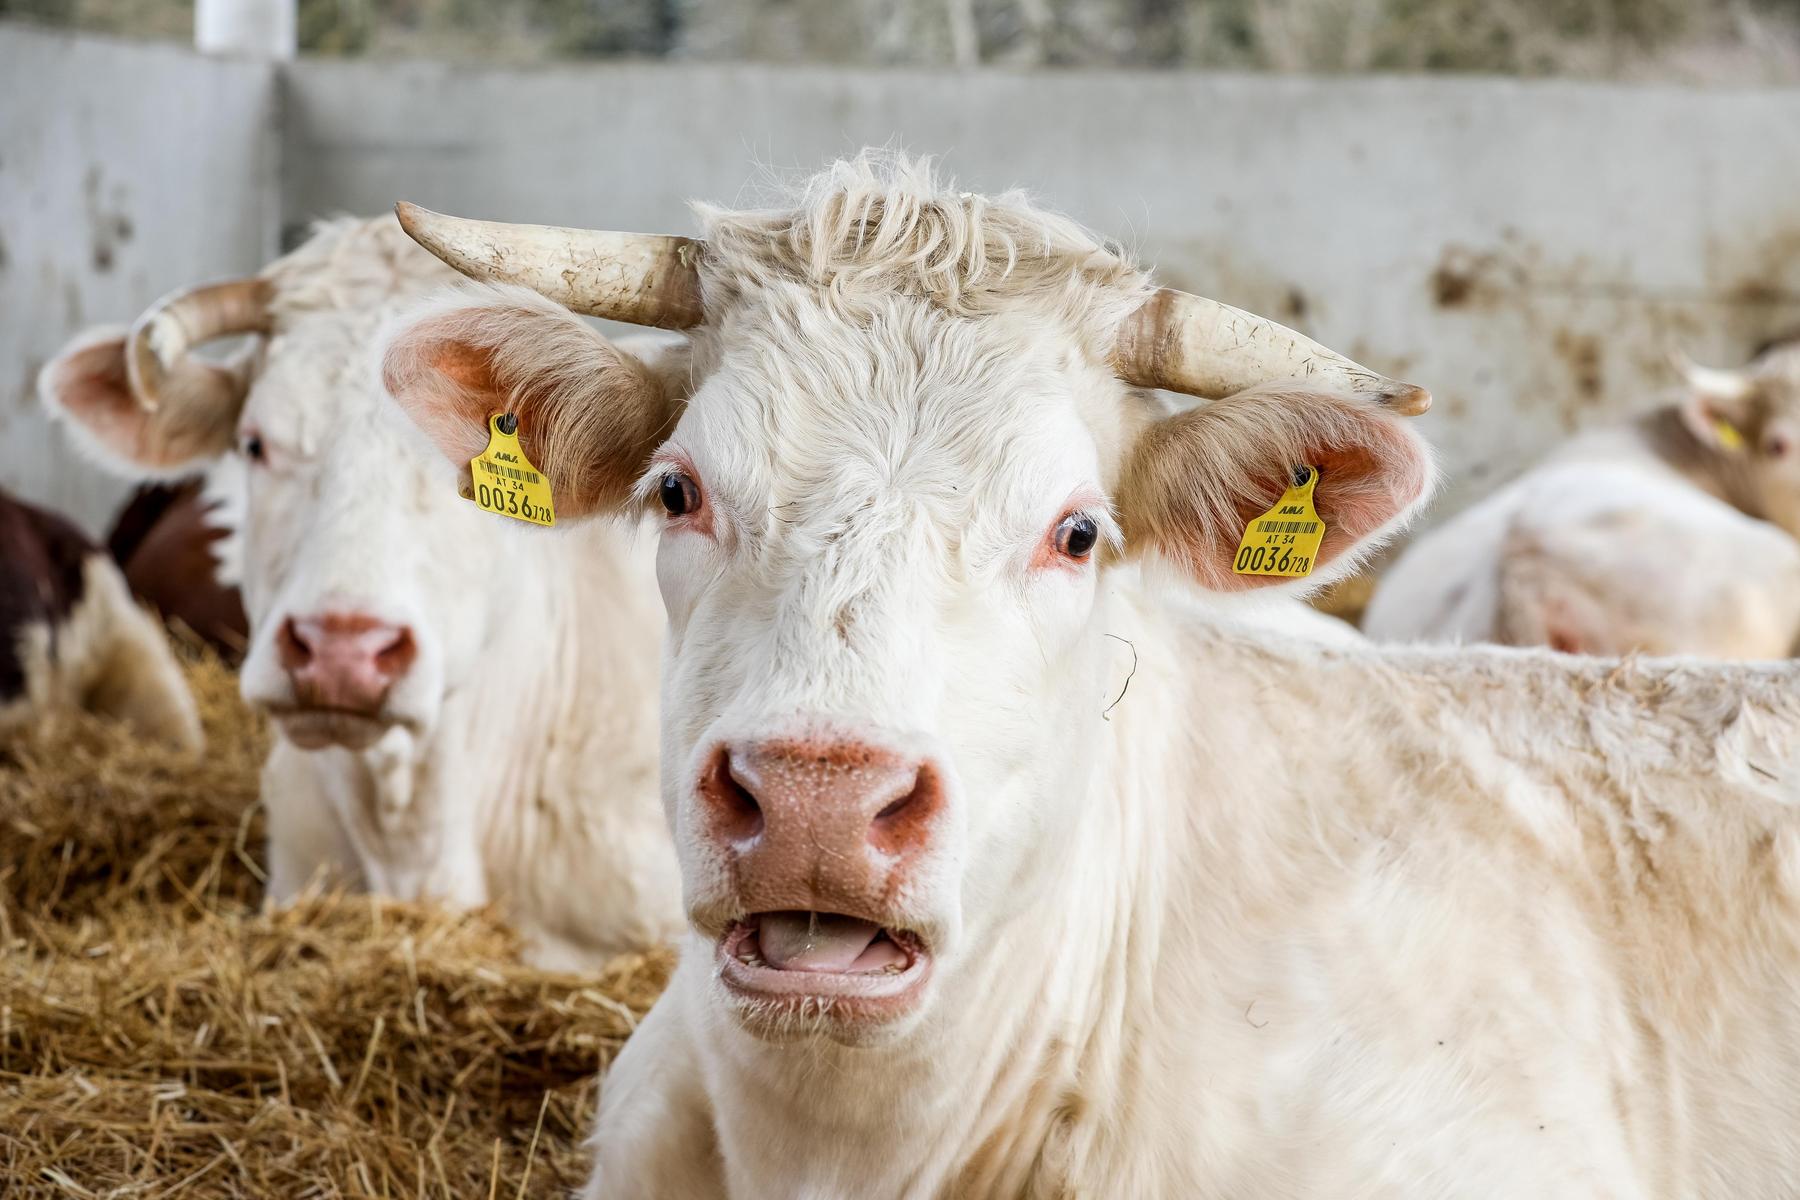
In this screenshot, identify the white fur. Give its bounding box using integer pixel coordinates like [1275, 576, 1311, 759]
[527, 157, 1800, 1196]
[1366, 381, 1800, 659]
[49, 217, 682, 966]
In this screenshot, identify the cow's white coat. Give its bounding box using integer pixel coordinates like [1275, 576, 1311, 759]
[45, 218, 682, 966]
[382, 156, 1800, 1196]
[1366, 349, 1800, 658]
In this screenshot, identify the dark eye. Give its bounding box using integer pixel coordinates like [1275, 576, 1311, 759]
[241, 431, 265, 463]
[1767, 433, 1791, 459]
[1055, 513, 1099, 559]
[659, 471, 701, 516]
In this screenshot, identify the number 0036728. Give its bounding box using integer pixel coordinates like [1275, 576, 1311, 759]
[1233, 543, 1311, 576]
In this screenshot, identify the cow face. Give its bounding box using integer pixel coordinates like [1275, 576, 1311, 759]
[383, 178, 1432, 1047]
[224, 313, 500, 750]
[1678, 342, 1800, 537]
[40, 220, 517, 753]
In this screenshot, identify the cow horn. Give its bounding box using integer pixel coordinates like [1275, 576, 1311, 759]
[395, 202, 705, 330]
[1112, 288, 1431, 416]
[126, 278, 274, 411]
[1669, 350, 1753, 401]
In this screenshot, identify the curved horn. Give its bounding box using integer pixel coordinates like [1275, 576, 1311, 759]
[395, 202, 705, 330]
[126, 278, 273, 411]
[1113, 288, 1431, 416]
[1669, 350, 1753, 401]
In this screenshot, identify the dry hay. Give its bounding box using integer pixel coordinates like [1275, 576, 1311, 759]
[0, 651, 672, 1197]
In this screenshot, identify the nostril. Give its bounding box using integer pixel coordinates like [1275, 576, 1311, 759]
[699, 747, 764, 843]
[276, 618, 312, 672]
[868, 762, 942, 856]
[875, 790, 914, 823]
[374, 627, 417, 680]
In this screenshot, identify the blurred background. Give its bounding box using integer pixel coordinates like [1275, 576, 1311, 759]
[4, 0, 1799, 531]
[9, 0, 1800, 74]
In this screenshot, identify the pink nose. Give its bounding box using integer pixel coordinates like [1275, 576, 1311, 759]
[276, 612, 416, 715]
[696, 739, 944, 914]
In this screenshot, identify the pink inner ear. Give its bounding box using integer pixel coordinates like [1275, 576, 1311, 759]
[47, 336, 133, 419]
[382, 331, 502, 469]
[1150, 403, 1431, 594]
[1218, 421, 1427, 591]
[43, 335, 162, 463]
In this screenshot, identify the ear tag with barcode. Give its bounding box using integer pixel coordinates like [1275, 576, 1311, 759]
[1232, 465, 1326, 578]
[468, 413, 555, 527]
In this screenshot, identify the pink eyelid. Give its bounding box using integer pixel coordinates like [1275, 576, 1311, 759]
[1031, 488, 1113, 573]
[641, 448, 714, 536]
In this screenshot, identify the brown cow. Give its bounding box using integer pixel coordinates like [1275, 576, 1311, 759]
[0, 486, 202, 750]
[106, 478, 248, 660]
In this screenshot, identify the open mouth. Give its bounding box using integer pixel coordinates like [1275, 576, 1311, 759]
[717, 911, 932, 1025]
[266, 705, 396, 751]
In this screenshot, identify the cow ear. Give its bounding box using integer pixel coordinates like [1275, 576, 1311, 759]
[381, 285, 684, 521]
[38, 327, 241, 479]
[1116, 386, 1434, 594]
[1673, 359, 1757, 453]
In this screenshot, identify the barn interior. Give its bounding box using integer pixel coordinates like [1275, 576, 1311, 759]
[4, 0, 1800, 1195]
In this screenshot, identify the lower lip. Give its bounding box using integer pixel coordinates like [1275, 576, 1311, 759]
[272, 708, 393, 750]
[715, 921, 933, 1025]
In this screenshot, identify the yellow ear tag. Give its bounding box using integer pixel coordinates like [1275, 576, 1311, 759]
[468, 413, 555, 527]
[1233, 465, 1326, 578]
[1713, 418, 1746, 452]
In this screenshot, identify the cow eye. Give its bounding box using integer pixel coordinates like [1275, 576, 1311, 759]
[241, 431, 266, 463]
[659, 471, 701, 516]
[1055, 513, 1099, 559]
[1767, 433, 1791, 459]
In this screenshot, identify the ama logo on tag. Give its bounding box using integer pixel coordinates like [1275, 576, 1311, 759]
[467, 413, 556, 528]
[1232, 466, 1327, 579]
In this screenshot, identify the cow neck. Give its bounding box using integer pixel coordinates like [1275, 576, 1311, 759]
[705, 584, 1167, 1197]
[470, 521, 664, 870]
[1629, 407, 1764, 519]
[442, 522, 644, 814]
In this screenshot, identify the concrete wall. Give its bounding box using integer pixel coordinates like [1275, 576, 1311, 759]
[8, 29, 1798, 535]
[283, 61, 1800, 519]
[0, 26, 278, 533]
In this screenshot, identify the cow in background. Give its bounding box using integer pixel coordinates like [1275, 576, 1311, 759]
[1364, 340, 1800, 657]
[0, 486, 201, 752]
[40, 215, 681, 968]
[106, 477, 248, 659]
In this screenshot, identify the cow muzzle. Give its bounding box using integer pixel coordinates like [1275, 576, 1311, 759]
[694, 736, 947, 1038]
[267, 611, 417, 750]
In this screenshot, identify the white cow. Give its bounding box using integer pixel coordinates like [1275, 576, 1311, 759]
[385, 155, 1800, 1197]
[40, 216, 681, 967]
[1365, 343, 1800, 657]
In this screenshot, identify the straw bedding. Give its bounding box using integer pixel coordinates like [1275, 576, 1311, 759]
[0, 652, 672, 1197]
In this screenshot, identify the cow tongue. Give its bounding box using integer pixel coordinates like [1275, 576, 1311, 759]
[757, 912, 905, 974]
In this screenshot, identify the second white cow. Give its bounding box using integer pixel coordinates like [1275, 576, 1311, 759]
[1365, 342, 1800, 657]
[40, 216, 681, 966]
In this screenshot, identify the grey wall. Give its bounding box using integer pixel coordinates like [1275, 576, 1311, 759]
[0, 25, 279, 532]
[282, 61, 1800, 519]
[6, 27, 1798, 536]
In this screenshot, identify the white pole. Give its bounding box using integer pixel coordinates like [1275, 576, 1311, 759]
[195, 0, 297, 59]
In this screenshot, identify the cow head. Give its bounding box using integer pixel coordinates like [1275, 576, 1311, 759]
[1674, 340, 1800, 537]
[383, 157, 1434, 1045]
[40, 217, 512, 753]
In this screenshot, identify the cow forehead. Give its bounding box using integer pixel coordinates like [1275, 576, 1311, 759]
[687, 289, 1126, 540]
[244, 314, 409, 457]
